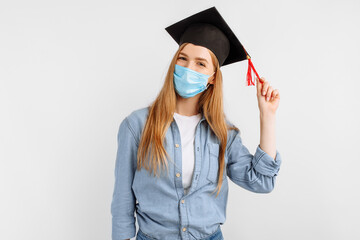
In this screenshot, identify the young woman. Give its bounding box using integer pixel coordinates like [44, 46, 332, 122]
[111, 7, 282, 240]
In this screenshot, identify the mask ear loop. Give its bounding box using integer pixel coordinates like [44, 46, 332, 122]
[205, 71, 216, 89]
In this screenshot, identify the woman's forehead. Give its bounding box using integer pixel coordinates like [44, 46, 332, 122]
[180, 43, 212, 60]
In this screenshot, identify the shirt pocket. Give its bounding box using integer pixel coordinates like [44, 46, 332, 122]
[206, 142, 221, 184]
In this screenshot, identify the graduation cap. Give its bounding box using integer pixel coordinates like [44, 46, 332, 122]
[165, 6, 260, 86]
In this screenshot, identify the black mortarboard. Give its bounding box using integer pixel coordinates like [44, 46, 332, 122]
[165, 6, 261, 86]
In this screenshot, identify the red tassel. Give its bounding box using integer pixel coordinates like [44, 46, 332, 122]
[246, 56, 260, 86]
[246, 58, 254, 86]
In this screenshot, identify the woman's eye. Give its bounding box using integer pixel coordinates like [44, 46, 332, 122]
[198, 62, 206, 67]
[178, 57, 186, 60]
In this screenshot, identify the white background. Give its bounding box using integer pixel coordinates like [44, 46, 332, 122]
[1, 0, 359, 239]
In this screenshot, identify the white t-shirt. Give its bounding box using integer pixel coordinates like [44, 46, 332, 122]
[173, 112, 202, 195]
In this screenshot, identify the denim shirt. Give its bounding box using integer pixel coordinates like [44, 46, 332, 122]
[111, 106, 282, 240]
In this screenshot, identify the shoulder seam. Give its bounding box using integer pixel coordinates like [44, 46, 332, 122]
[226, 130, 241, 159]
[124, 117, 139, 146]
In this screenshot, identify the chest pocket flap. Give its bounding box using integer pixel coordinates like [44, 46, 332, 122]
[207, 142, 220, 183]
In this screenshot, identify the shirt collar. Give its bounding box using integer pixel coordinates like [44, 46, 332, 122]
[200, 113, 206, 123]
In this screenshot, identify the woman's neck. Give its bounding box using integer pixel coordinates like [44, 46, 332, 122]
[175, 95, 201, 116]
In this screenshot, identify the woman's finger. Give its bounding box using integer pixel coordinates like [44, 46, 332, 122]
[266, 86, 273, 101]
[262, 80, 269, 96]
[271, 89, 280, 100]
[271, 89, 279, 101]
[256, 77, 263, 95]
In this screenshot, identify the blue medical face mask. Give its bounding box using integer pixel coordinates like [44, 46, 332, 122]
[173, 64, 215, 98]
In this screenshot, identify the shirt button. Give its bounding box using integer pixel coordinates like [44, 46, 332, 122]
[181, 199, 185, 204]
[175, 143, 179, 148]
[176, 173, 181, 177]
[182, 227, 187, 232]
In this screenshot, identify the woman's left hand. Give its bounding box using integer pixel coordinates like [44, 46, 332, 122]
[256, 77, 280, 115]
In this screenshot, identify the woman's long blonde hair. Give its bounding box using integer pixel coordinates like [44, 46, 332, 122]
[137, 42, 239, 197]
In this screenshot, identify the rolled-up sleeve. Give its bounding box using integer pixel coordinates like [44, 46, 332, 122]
[226, 131, 282, 193]
[111, 117, 137, 240]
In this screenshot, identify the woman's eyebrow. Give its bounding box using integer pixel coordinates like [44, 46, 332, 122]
[179, 52, 209, 63]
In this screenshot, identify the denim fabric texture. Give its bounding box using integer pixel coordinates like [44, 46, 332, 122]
[111, 107, 282, 240]
[136, 225, 224, 240]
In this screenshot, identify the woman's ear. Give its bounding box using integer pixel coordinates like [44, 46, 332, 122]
[208, 75, 215, 85]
